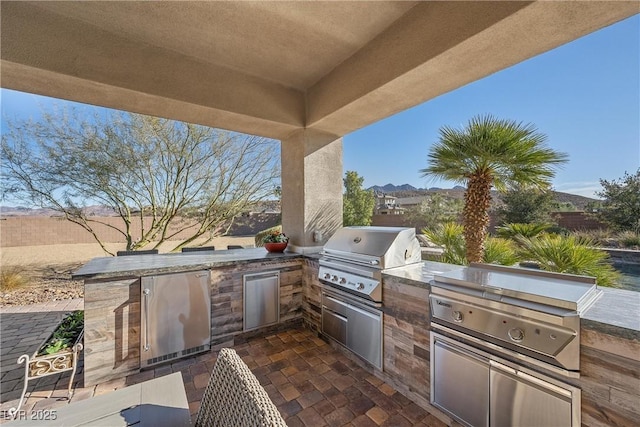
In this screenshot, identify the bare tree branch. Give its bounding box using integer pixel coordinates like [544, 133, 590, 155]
[1, 108, 280, 253]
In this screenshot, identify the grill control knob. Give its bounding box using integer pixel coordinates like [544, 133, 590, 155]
[356, 283, 365, 291]
[452, 311, 463, 322]
[339, 277, 347, 284]
[331, 275, 338, 282]
[323, 273, 331, 280]
[508, 328, 525, 342]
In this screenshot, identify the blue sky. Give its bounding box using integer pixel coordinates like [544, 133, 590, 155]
[2, 15, 639, 199]
[344, 15, 640, 197]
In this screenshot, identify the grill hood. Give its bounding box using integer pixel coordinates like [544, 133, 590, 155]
[321, 226, 421, 270]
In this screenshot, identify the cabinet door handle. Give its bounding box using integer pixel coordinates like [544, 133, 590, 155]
[516, 370, 572, 398]
[143, 288, 150, 352]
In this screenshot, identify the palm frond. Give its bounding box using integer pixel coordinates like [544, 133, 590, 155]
[517, 235, 620, 287]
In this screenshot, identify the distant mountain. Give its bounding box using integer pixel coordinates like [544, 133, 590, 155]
[0, 205, 118, 217]
[368, 183, 419, 193]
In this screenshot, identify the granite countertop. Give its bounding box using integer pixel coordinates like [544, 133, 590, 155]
[75, 252, 639, 338]
[582, 287, 640, 338]
[72, 248, 302, 280]
[382, 260, 465, 288]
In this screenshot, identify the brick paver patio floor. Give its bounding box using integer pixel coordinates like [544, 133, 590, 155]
[1, 301, 447, 426]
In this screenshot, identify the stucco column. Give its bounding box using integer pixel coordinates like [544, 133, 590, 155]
[280, 129, 343, 253]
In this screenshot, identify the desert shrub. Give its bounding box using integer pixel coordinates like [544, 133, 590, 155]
[423, 222, 466, 265]
[545, 224, 570, 236]
[0, 266, 31, 292]
[425, 223, 518, 266]
[571, 229, 612, 246]
[517, 235, 620, 287]
[571, 229, 620, 247]
[496, 223, 551, 239]
[255, 225, 282, 247]
[496, 185, 556, 225]
[617, 231, 640, 248]
[483, 238, 519, 266]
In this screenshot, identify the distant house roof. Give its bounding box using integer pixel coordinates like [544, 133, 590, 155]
[395, 196, 428, 206]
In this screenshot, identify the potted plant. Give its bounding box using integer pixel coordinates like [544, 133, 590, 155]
[262, 229, 289, 253]
[9, 311, 84, 418]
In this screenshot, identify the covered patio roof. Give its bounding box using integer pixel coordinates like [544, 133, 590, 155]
[2, 1, 637, 140]
[1, 1, 637, 250]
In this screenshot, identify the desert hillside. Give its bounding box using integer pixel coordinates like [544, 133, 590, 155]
[369, 185, 598, 211]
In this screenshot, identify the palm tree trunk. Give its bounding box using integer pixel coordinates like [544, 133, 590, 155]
[463, 173, 492, 263]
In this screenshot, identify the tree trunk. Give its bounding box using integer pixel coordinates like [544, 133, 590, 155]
[463, 174, 492, 263]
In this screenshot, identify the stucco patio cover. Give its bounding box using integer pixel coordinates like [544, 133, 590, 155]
[1, 1, 638, 250]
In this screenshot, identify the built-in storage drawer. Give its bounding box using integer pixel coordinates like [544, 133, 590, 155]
[321, 290, 383, 369]
[322, 294, 348, 345]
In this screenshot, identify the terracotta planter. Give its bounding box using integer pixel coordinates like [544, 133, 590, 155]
[264, 242, 288, 253]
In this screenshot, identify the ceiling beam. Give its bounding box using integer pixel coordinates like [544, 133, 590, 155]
[0, 1, 305, 139]
[306, 1, 639, 136]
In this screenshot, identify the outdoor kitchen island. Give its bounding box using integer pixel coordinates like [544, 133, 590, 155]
[74, 253, 639, 427]
[372, 262, 640, 427]
[73, 248, 305, 386]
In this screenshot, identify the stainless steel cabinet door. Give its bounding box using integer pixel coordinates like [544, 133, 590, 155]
[346, 304, 382, 369]
[432, 339, 490, 427]
[490, 362, 573, 427]
[141, 271, 211, 367]
[243, 272, 279, 331]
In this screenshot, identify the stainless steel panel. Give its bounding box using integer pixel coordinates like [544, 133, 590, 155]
[323, 294, 349, 316]
[432, 332, 581, 427]
[346, 303, 382, 369]
[322, 309, 347, 345]
[243, 272, 280, 331]
[431, 323, 580, 380]
[322, 226, 421, 269]
[432, 338, 489, 427]
[490, 361, 573, 427]
[434, 263, 600, 311]
[141, 271, 211, 367]
[322, 289, 383, 370]
[319, 265, 382, 302]
[429, 293, 579, 370]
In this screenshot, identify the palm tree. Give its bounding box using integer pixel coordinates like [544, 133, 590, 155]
[420, 115, 568, 263]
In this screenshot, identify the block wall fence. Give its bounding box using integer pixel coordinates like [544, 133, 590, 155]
[0, 214, 280, 247]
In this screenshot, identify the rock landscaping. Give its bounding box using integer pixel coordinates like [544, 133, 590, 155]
[0, 263, 84, 306]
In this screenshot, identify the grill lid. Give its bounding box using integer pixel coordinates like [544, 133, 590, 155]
[322, 226, 421, 270]
[433, 263, 601, 312]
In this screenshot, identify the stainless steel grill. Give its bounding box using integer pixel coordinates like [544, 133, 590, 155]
[429, 262, 602, 427]
[429, 262, 601, 372]
[318, 226, 422, 370]
[319, 226, 422, 304]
